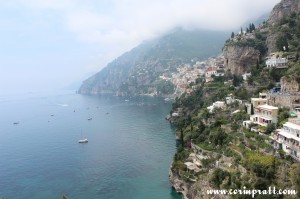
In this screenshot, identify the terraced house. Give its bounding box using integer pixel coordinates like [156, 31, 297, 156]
[272, 116, 300, 161]
[250, 104, 278, 126]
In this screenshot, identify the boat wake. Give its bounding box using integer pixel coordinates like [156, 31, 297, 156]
[56, 103, 69, 107]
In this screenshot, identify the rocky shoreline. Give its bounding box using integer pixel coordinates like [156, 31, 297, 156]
[169, 163, 189, 199]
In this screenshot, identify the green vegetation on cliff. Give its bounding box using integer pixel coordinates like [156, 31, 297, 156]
[170, 5, 300, 198]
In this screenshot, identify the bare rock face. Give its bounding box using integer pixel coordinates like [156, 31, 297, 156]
[169, 169, 189, 199]
[265, 0, 300, 53]
[280, 75, 300, 92]
[268, 0, 300, 26]
[265, 30, 279, 55]
[223, 45, 260, 75]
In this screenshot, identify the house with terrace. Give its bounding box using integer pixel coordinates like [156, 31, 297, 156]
[266, 57, 288, 68]
[250, 104, 278, 126]
[243, 104, 278, 129]
[272, 116, 300, 161]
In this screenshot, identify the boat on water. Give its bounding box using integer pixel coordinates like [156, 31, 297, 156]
[78, 138, 88, 143]
[13, 122, 19, 125]
[87, 117, 92, 120]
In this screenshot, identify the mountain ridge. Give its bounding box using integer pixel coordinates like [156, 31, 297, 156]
[78, 28, 229, 96]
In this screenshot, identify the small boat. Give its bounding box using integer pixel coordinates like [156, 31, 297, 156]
[87, 117, 92, 120]
[13, 122, 19, 125]
[78, 138, 88, 143]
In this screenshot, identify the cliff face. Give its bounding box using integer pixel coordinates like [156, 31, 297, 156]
[268, 0, 300, 26]
[222, 0, 300, 75]
[280, 75, 300, 92]
[223, 45, 260, 75]
[265, 0, 300, 54]
[170, 0, 300, 198]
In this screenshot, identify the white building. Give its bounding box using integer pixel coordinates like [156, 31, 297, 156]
[250, 104, 278, 126]
[266, 58, 288, 68]
[242, 72, 251, 81]
[272, 117, 300, 161]
[207, 101, 226, 113]
[205, 67, 218, 78]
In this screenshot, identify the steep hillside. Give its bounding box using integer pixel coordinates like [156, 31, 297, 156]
[78, 29, 228, 96]
[169, 0, 300, 198]
[223, 0, 300, 76]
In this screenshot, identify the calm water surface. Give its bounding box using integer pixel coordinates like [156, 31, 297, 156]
[0, 91, 181, 199]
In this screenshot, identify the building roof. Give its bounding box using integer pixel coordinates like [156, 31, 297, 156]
[278, 129, 300, 142]
[284, 122, 300, 130]
[251, 98, 267, 102]
[214, 101, 225, 104]
[206, 67, 217, 72]
[257, 104, 278, 110]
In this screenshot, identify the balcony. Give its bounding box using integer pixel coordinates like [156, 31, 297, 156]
[272, 135, 300, 151]
[289, 153, 300, 162]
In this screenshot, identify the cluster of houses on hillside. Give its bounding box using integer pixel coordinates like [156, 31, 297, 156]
[239, 91, 300, 161]
[203, 88, 300, 161]
[159, 53, 293, 97]
[166, 50, 300, 161]
[159, 57, 225, 96]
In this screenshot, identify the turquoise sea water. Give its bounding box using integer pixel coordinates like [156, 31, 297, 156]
[0, 91, 181, 199]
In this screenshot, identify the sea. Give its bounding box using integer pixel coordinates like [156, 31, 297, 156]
[0, 90, 182, 199]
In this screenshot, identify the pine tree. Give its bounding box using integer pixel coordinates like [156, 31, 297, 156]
[251, 23, 255, 31]
[231, 32, 235, 38]
[180, 129, 184, 147]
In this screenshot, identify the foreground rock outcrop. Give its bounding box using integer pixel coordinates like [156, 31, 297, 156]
[223, 45, 260, 75]
[268, 0, 300, 26]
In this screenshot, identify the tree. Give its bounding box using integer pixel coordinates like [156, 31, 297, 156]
[180, 129, 184, 147]
[252, 23, 256, 32]
[247, 75, 254, 85]
[209, 128, 227, 146]
[233, 74, 243, 86]
[231, 32, 235, 38]
[249, 23, 256, 33]
[211, 168, 231, 188]
[276, 35, 289, 51]
[265, 123, 276, 134]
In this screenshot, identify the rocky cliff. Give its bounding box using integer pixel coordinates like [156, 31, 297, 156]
[268, 0, 300, 26]
[266, 0, 300, 53]
[222, 0, 300, 76]
[169, 0, 300, 198]
[223, 45, 260, 75]
[280, 75, 300, 92]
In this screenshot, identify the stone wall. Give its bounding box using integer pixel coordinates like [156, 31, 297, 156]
[280, 76, 299, 93]
[268, 93, 300, 108]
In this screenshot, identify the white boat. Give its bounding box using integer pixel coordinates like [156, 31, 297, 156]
[87, 117, 92, 120]
[78, 138, 88, 143]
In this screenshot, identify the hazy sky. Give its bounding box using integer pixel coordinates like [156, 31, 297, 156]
[0, 0, 280, 93]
